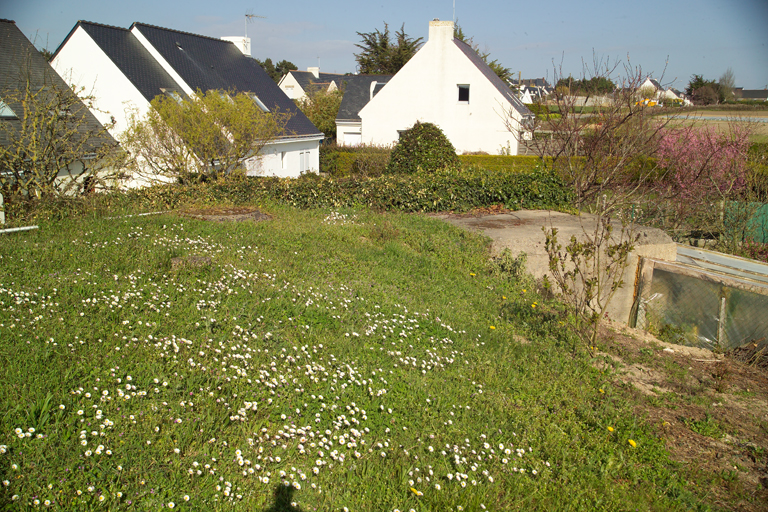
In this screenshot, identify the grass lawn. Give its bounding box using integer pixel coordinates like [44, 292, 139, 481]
[0, 204, 734, 510]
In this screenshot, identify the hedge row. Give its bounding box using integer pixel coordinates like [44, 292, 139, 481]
[244, 166, 573, 212]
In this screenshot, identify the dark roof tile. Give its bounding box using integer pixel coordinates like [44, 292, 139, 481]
[336, 74, 393, 122]
[131, 23, 320, 137]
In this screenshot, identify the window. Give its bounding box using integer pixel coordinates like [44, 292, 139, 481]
[160, 89, 183, 104]
[0, 98, 17, 119]
[458, 84, 470, 103]
[251, 94, 270, 113]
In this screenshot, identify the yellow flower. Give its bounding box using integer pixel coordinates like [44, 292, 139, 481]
[470, 273, 476, 277]
[607, 426, 614, 432]
[490, 326, 496, 330]
[522, 289, 526, 293]
[410, 487, 423, 496]
[599, 388, 605, 394]
[628, 439, 637, 448]
[502, 296, 507, 300]
[531, 303, 536, 308]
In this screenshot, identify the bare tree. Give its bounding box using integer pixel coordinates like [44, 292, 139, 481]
[506, 55, 681, 349]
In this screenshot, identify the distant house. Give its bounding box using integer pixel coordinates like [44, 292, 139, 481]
[359, 20, 533, 155]
[335, 74, 393, 146]
[638, 77, 692, 106]
[51, 21, 323, 181]
[739, 89, 768, 101]
[1, 19, 116, 195]
[279, 68, 345, 102]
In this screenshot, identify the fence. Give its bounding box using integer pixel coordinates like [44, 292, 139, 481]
[632, 245, 768, 351]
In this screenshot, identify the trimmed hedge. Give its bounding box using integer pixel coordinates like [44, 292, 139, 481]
[459, 155, 542, 172]
[247, 166, 573, 212]
[320, 144, 392, 177]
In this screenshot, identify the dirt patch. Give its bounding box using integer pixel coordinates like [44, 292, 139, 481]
[179, 206, 271, 223]
[429, 204, 513, 218]
[600, 321, 768, 510]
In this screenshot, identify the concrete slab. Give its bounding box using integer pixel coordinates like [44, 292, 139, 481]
[434, 209, 677, 324]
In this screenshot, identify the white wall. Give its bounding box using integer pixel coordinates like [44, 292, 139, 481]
[336, 121, 362, 146]
[359, 21, 521, 155]
[52, 26, 151, 137]
[278, 74, 306, 101]
[246, 136, 322, 178]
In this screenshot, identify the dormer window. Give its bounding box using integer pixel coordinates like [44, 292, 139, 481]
[251, 94, 270, 113]
[161, 89, 183, 104]
[0, 98, 17, 119]
[458, 84, 469, 103]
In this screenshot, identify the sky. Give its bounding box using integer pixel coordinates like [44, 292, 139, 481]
[3, 0, 768, 90]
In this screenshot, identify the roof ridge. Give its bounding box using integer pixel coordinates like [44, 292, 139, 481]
[77, 20, 130, 32]
[0, 19, 16, 24]
[131, 22, 230, 43]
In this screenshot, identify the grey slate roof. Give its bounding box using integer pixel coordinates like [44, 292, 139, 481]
[741, 90, 768, 100]
[55, 21, 186, 104]
[336, 75, 393, 122]
[130, 23, 320, 137]
[509, 77, 551, 88]
[453, 38, 531, 117]
[288, 70, 346, 94]
[1, 19, 115, 153]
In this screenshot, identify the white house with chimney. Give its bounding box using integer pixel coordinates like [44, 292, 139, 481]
[358, 20, 533, 155]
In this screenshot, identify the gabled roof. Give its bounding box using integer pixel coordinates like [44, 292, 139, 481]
[1, 19, 114, 151]
[453, 38, 531, 117]
[336, 74, 393, 122]
[287, 70, 346, 93]
[57, 21, 186, 104]
[130, 23, 320, 137]
[648, 78, 663, 90]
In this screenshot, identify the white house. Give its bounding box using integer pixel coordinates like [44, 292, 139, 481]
[51, 21, 323, 182]
[278, 68, 343, 102]
[358, 20, 533, 155]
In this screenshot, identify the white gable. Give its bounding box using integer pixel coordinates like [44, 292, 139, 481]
[52, 26, 149, 137]
[359, 20, 528, 155]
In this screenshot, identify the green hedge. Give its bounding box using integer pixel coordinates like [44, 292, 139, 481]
[459, 155, 542, 172]
[246, 166, 573, 212]
[320, 144, 392, 177]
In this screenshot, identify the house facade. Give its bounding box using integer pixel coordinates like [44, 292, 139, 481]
[51, 21, 323, 182]
[358, 20, 532, 155]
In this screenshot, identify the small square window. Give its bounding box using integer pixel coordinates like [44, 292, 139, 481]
[251, 94, 270, 113]
[458, 84, 470, 103]
[0, 99, 17, 119]
[161, 89, 184, 104]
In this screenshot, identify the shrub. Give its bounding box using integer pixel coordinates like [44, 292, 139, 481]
[386, 121, 459, 174]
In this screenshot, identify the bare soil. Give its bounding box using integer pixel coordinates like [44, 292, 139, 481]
[178, 206, 271, 223]
[599, 320, 768, 511]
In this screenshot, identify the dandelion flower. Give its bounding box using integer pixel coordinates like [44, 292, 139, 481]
[489, 326, 495, 330]
[607, 426, 614, 432]
[628, 439, 637, 448]
[410, 487, 423, 496]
